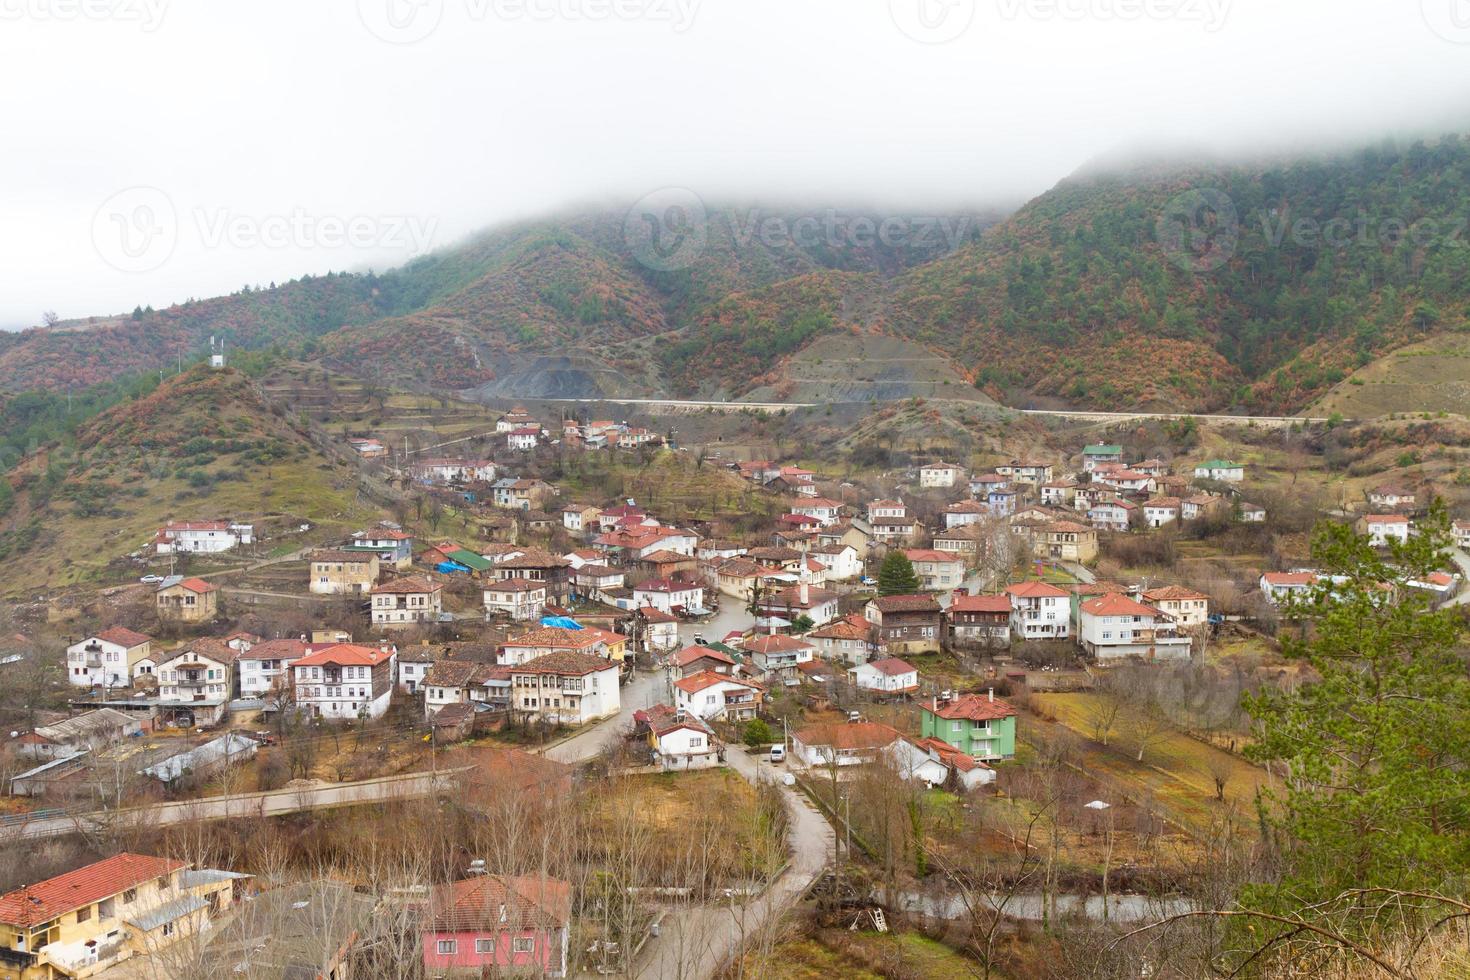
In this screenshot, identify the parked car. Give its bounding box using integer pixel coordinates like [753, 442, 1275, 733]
[139, 574, 164, 584]
[769, 745, 785, 764]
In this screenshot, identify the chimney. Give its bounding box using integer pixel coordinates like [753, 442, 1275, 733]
[988, 688, 994, 703]
[932, 695, 938, 712]
[800, 582, 810, 606]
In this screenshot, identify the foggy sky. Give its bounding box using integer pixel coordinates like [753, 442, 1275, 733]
[4, 0, 1470, 329]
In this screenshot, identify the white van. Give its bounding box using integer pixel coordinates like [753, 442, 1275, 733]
[769, 745, 786, 764]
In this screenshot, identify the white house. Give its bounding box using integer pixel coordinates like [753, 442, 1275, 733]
[507, 427, 541, 451]
[1004, 581, 1071, 640]
[1142, 498, 1182, 528]
[291, 643, 398, 720]
[807, 618, 875, 665]
[638, 607, 681, 653]
[867, 499, 908, 523]
[1367, 484, 1417, 511]
[943, 499, 988, 529]
[1260, 571, 1318, 604]
[236, 637, 309, 698]
[1359, 514, 1412, 546]
[996, 461, 1053, 486]
[1194, 460, 1245, 483]
[155, 641, 237, 726]
[370, 576, 443, 628]
[633, 579, 706, 616]
[1455, 520, 1470, 550]
[673, 671, 764, 721]
[1089, 500, 1136, 532]
[848, 657, 919, 695]
[808, 544, 863, 581]
[903, 549, 966, 592]
[1078, 593, 1192, 662]
[1095, 470, 1157, 494]
[919, 463, 965, 489]
[741, 634, 816, 676]
[791, 721, 902, 768]
[637, 704, 721, 770]
[65, 627, 152, 689]
[511, 652, 621, 725]
[154, 520, 252, 554]
[1239, 502, 1267, 523]
[791, 498, 843, 527]
[483, 578, 548, 621]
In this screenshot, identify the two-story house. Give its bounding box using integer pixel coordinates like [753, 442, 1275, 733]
[483, 578, 548, 622]
[1077, 593, 1192, 662]
[511, 652, 620, 725]
[919, 691, 1017, 761]
[154, 577, 219, 624]
[154, 520, 252, 554]
[1358, 514, 1412, 546]
[346, 527, 414, 570]
[1037, 521, 1099, 562]
[370, 576, 443, 628]
[918, 462, 965, 489]
[864, 594, 943, 655]
[1140, 585, 1211, 628]
[632, 579, 706, 616]
[491, 551, 573, 605]
[308, 550, 380, 595]
[903, 549, 966, 592]
[946, 593, 1011, 649]
[1081, 444, 1124, 472]
[65, 628, 152, 689]
[291, 643, 398, 720]
[806, 616, 875, 666]
[236, 637, 309, 698]
[1005, 581, 1071, 640]
[740, 634, 815, 677]
[673, 671, 764, 721]
[499, 626, 625, 667]
[155, 639, 236, 726]
[420, 875, 571, 979]
[0, 853, 243, 980]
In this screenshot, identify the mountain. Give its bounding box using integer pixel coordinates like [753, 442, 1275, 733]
[4, 133, 1470, 413]
[0, 366, 375, 596]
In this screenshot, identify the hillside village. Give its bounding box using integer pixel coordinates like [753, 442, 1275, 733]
[2, 366, 1469, 978]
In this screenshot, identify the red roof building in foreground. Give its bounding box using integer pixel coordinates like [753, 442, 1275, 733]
[0, 853, 184, 928]
[422, 874, 572, 978]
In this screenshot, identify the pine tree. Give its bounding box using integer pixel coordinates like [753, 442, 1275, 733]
[1242, 502, 1470, 927]
[877, 551, 921, 596]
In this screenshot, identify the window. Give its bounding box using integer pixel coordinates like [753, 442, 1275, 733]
[76, 905, 91, 923]
[437, 940, 457, 955]
[162, 921, 175, 937]
[513, 937, 535, 954]
[476, 938, 495, 954]
[123, 889, 137, 903]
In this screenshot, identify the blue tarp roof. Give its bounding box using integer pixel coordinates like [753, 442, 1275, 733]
[540, 616, 582, 629]
[436, 561, 469, 574]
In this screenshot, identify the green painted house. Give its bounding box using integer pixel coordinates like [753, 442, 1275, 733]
[919, 692, 1018, 761]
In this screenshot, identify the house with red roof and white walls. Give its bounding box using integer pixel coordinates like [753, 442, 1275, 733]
[291, 643, 398, 720]
[65, 628, 152, 689]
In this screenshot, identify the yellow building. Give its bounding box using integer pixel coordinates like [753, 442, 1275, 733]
[154, 577, 219, 624]
[0, 853, 246, 979]
[308, 550, 381, 595]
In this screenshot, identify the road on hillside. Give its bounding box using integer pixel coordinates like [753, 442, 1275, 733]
[0, 770, 459, 842]
[535, 396, 1340, 427]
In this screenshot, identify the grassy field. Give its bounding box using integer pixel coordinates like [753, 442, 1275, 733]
[1311, 332, 1470, 419]
[1028, 692, 1273, 840]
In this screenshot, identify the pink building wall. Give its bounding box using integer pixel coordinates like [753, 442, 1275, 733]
[421, 927, 564, 976]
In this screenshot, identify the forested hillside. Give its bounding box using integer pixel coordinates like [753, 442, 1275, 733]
[5, 134, 1470, 412]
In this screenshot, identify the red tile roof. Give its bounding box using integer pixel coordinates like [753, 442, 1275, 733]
[741, 634, 815, 655]
[674, 645, 735, 668]
[513, 651, 616, 676]
[1004, 581, 1069, 599]
[1142, 585, 1209, 602]
[0, 854, 185, 927]
[1081, 593, 1161, 617]
[675, 670, 761, 695]
[793, 721, 902, 751]
[922, 693, 1017, 722]
[295, 643, 394, 668]
[426, 875, 572, 932]
[173, 577, 218, 594]
[864, 657, 918, 676]
[948, 594, 1011, 614]
[504, 627, 607, 651]
[95, 626, 152, 649]
[371, 575, 441, 595]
